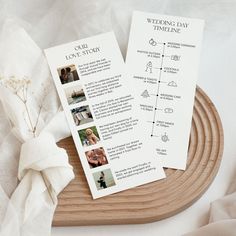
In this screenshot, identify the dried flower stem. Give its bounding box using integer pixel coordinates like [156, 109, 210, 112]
[41, 171, 55, 205]
[24, 101, 36, 137]
[2, 76, 55, 205]
[34, 104, 43, 135]
[22, 98, 55, 204]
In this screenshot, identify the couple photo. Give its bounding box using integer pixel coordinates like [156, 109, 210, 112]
[85, 147, 108, 169]
[57, 64, 80, 84]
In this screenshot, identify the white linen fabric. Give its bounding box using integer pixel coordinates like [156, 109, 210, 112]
[184, 178, 236, 236]
[0, 0, 236, 236]
[0, 19, 74, 236]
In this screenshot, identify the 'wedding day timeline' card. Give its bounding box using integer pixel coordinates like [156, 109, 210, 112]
[45, 32, 165, 199]
[126, 11, 204, 170]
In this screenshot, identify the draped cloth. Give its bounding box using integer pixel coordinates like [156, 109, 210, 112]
[184, 178, 236, 236]
[0, 20, 74, 236]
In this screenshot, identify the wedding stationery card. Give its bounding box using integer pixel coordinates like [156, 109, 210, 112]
[126, 11, 204, 170]
[45, 32, 165, 199]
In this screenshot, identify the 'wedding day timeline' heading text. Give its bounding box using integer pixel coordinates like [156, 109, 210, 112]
[147, 18, 189, 33]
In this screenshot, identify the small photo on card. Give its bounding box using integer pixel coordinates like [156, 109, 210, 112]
[85, 147, 108, 169]
[93, 169, 116, 190]
[71, 105, 93, 126]
[64, 84, 86, 105]
[57, 64, 79, 84]
[78, 126, 100, 147]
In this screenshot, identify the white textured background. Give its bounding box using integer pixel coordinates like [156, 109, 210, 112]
[0, 0, 236, 235]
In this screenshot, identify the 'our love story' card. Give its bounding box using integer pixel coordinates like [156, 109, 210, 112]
[45, 32, 165, 199]
[126, 11, 204, 170]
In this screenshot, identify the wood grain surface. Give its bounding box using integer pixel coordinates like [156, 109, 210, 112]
[53, 86, 224, 226]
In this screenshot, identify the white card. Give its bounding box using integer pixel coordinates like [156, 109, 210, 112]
[45, 32, 165, 199]
[126, 11, 204, 170]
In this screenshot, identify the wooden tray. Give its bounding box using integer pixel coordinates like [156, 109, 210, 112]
[53, 86, 224, 226]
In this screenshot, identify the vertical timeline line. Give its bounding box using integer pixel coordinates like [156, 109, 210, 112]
[151, 43, 166, 136]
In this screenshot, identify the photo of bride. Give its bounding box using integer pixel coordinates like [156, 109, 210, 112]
[93, 169, 116, 191]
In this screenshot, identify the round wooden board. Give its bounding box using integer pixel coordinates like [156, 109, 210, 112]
[53, 86, 224, 226]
